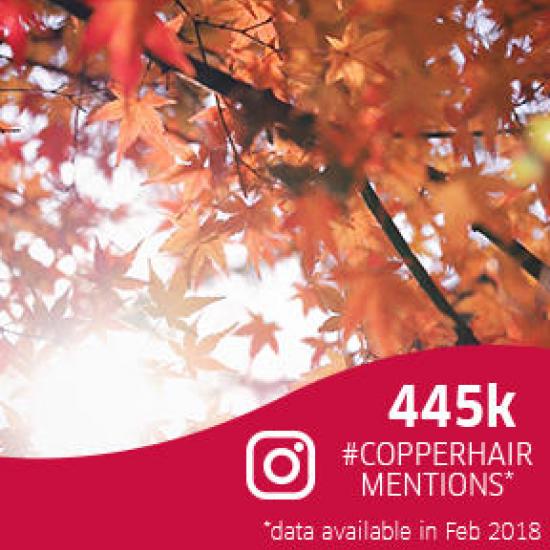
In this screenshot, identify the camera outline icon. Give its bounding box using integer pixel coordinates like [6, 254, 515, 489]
[246, 430, 316, 500]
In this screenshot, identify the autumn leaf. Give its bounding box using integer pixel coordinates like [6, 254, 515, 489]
[318, 315, 342, 333]
[81, 0, 194, 94]
[38, 122, 73, 172]
[302, 336, 331, 368]
[220, 194, 289, 274]
[235, 311, 281, 360]
[293, 280, 345, 316]
[160, 212, 227, 285]
[22, 175, 51, 201]
[171, 322, 236, 374]
[326, 23, 388, 89]
[148, 262, 222, 326]
[292, 282, 322, 315]
[429, 168, 513, 260]
[0, 0, 33, 64]
[88, 87, 175, 163]
[332, 259, 428, 355]
[21, 288, 81, 342]
[88, 238, 142, 291]
[284, 187, 342, 273]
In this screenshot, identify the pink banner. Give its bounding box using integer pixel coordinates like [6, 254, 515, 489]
[0, 346, 547, 548]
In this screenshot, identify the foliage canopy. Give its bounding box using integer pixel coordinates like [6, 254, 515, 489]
[0, 0, 550, 445]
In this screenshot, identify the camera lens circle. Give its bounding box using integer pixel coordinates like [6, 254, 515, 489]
[263, 448, 300, 485]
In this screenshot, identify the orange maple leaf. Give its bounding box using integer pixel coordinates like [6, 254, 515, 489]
[292, 283, 321, 315]
[171, 322, 236, 374]
[326, 23, 388, 89]
[293, 281, 344, 316]
[160, 212, 227, 285]
[332, 258, 399, 341]
[284, 187, 342, 273]
[81, 1, 194, 94]
[235, 311, 281, 360]
[147, 262, 222, 326]
[220, 194, 289, 273]
[88, 87, 175, 163]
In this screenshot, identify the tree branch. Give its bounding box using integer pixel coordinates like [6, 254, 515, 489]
[472, 224, 550, 285]
[46, 0, 314, 143]
[362, 182, 479, 345]
[43, 0, 482, 346]
[44, 0, 525, 148]
[47, 0, 91, 19]
[0, 53, 111, 97]
[418, 128, 523, 140]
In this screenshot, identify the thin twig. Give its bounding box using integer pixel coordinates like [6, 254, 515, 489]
[194, 17, 281, 55]
[418, 127, 523, 140]
[0, 53, 107, 93]
[192, 18, 248, 193]
[175, 0, 277, 52]
[0, 325, 50, 342]
[0, 86, 87, 111]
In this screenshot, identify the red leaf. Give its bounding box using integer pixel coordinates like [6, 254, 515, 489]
[81, 1, 194, 94]
[0, 0, 33, 64]
[235, 311, 281, 360]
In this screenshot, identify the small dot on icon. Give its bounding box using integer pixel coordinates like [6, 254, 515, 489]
[294, 442, 305, 452]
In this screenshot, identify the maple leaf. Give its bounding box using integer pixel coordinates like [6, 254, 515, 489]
[21, 288, 83, 343]
[0, 0, 33, 64]
[161, 212, 227, 285]
[242, 229, 289, 275]
[292, 283, 322, 315]
[38, 122, 73, 172]
[293, 281, 344, 316]
[235, 311, 281, 360]
[88, 238, 142, 291]
[88, 87, 175, 163]
[220, 194, 289, 273]
[326, 23, 388, 89]
[429, 168, 512, 260]
[81, 1, 194, 94]
[331, 260, 410, 350]
[22, 175, 51, 201]
[302, 336, 331, 368]
[171, 322, 236, 374]
[284, 187, 342, 273]
[144, 140, 205, 189]
[148, 262, 222, 326]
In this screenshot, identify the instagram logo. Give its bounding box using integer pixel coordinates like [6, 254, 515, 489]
[246, 430, 316, 500]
